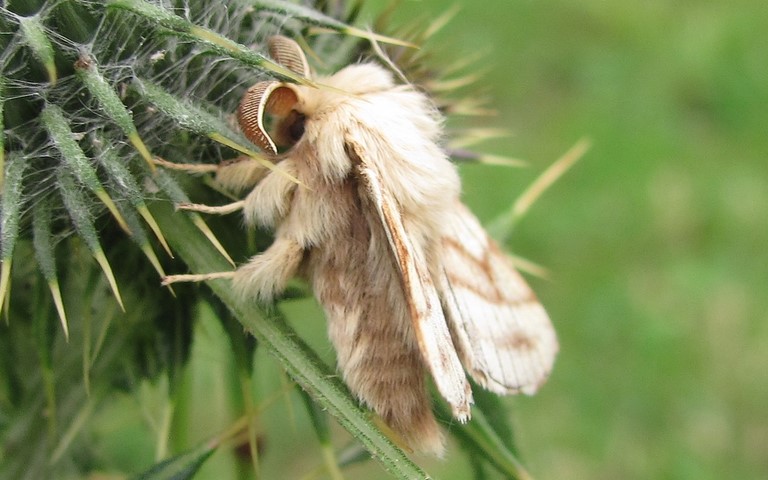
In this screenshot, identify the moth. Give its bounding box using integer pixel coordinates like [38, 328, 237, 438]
[172, 36, 558, 455]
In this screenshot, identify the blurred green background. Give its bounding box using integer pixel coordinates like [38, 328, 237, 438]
[386, 0, 768, 478]
[90, 0, 768, 478]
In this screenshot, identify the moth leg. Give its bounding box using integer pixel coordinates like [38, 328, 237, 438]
[162, 271, 235, 285]
[174, 156, 299, 218]
[162, 233, 303, 303]
[153, 156, 219, 173]
[177, 200, 245, 215]
[233, 234, 304, 303]
[241, 157, 300, 229]
[153, 156, 248, 214]
[154, 155, 270, 194]
[214, 157, 269, 193]
[162, 232, 303, 301]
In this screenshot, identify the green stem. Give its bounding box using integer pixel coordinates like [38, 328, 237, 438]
[435, 400, 533, 480]
[107, 0, 311, 85]
[148, 199, 429, 479]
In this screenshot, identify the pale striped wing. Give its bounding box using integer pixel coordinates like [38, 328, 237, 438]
[347, 142, 474, 421]
[436, 203, 558, 395]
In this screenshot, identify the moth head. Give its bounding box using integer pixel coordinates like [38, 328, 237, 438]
[238, 36, 311, 155]
[237, 35, 395, 155]
[238, 82, 305, 155]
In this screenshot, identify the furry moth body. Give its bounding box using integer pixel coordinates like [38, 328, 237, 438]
[205, 36, 557, 455]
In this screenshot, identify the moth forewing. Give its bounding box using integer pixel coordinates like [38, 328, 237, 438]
[435, 203, 558, 395]
[350, 150, 473, 420]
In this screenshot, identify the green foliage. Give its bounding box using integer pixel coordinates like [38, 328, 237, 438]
[133, 441, 217, 480]
[369, 1, 768, 479]
[1, 1, 526, 479]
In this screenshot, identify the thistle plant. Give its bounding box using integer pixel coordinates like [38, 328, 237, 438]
[0, 1, 564, 478]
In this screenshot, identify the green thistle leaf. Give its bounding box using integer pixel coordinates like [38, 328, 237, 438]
[18, 15, 57, 84]
[0, 1, 547, 478]
[0, 152, 27, 314]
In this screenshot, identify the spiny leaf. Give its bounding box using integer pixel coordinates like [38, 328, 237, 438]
[435, 401, 532, 480]
[297, 387, 345, 480]
[137, 205, 173, 257]
[472, 155, 527, 167]
[117, 201, 172, 291]
[337, 443, 372, 468]
[448, 128, 511, 150]
[255, 0, 415, 47]
[511, 138, 590, 223]
[57, 171, 125, 311]
[0, 152, 28, 317]
[471, 385, 518, 454]
[421, 4, 460, 40]
[0, 76, 5, 190]
[150, 169, 235, 267]
[489, 137, 590, 241]
[18, 15, 57, 84]
[427, 72, 484, 93]
[256, 0, 356, 30]
[502, 255, 548, 284]
[50, 0, 99, 44]
[95, 144, 172, 256]
[33, 197, 69, 339]
[106, 0, 312, 85]
[446, 96, 496, 117]
[133, 440, 217, 480]
[41, 104, 132, 234]
[50, 398, 96, 465]
[32, 276, 57, 436]
[449, 149, 527, 168]
[75, 53, 156, 172]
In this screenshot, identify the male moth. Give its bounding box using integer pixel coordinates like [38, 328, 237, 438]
[172, 36, 558, 455]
